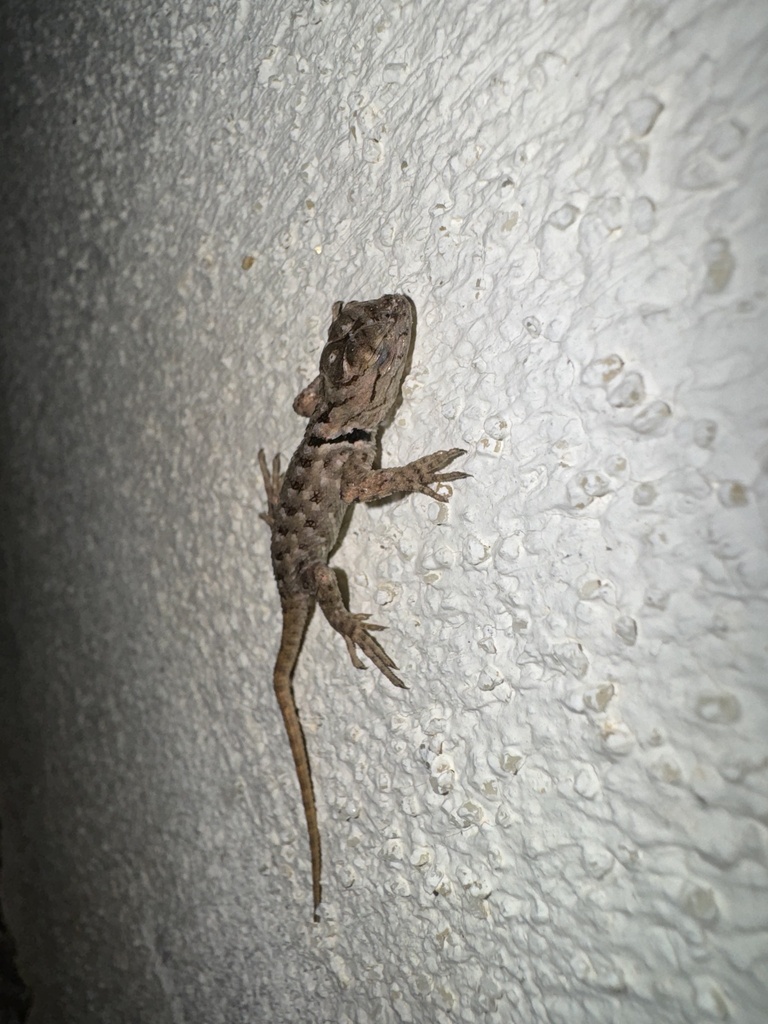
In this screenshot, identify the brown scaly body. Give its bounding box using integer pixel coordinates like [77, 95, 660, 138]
[259, 293, 467, 920]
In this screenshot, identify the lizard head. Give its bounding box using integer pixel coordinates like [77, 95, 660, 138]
[297, 293, 415, 435]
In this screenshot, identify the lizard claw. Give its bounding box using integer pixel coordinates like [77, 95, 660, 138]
[340, 613, 406, 688]
[258, 449, 284, 522]
[418, 471, 471, 502]
[350, 611, 385, 632]
[344, 636, 366, 670]
[413, 448, 470, 502]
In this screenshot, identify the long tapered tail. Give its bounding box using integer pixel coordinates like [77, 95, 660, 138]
[273, 595, 321, 921]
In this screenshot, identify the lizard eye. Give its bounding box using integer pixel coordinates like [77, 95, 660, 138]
[320, 339, 348, 382]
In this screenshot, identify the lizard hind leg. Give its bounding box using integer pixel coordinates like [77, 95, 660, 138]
[308, 563, 407, 689]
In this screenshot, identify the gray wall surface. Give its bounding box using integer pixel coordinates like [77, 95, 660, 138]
[2, 1, 767, 1022]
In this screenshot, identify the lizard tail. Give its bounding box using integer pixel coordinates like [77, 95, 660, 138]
[273, 595, 322, 921]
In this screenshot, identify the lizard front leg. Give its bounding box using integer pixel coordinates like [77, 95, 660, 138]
[258, 448, 284, 527]
[305, 562, 406, 689]
[341, 447, 468, 504]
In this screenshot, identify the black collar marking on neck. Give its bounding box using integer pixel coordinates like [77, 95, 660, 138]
[308, 428, 372, 447]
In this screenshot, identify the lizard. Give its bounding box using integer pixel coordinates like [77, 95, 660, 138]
[258, 292, 467, 921]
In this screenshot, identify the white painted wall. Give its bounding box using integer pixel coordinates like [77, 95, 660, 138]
[1, 0, 766, 1021]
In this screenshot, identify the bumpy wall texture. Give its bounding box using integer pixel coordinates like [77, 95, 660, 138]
[1, 0, 766, 1021]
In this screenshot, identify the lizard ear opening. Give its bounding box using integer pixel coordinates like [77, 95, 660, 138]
[293, 375, 323, 417]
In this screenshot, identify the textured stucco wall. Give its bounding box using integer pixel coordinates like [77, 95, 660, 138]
[1, 0, 767, 1022]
